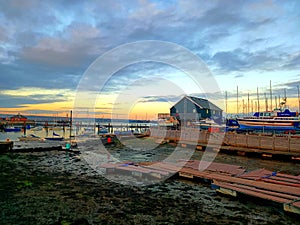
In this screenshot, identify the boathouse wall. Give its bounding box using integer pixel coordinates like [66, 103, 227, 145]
[170, 96, 223, 123]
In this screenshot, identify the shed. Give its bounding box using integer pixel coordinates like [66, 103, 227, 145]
[170, 96, 223, 123]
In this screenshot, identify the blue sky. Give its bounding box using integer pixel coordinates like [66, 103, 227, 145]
[0, 0, 300, 118]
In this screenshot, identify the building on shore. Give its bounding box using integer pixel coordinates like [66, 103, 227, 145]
[0, 113, 36, 127]
[170, 96, 223, 124]
[7, 113, 28, 122]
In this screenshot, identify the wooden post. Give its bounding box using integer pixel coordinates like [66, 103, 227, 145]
[69, 110, 72, 142]
[23, 122, 26, 135]
[288, 132, 291, 152]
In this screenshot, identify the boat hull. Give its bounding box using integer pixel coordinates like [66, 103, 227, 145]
[237, 119, 300, 131]
[45, 137, 64, 141]
[4, 127, 22, 132]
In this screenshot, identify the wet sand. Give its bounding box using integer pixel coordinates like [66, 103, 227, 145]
[0, 138, 299, 224]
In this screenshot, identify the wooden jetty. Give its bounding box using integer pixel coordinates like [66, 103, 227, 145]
[0, 141, 13, 152]
[0, 140, 81, 154]
[149, 128, 300, 161]
[100, 159, 300, 215]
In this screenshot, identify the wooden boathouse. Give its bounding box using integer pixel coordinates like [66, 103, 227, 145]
[170, 96, 223, 124]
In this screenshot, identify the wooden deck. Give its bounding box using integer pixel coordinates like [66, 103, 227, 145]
[100, 160, 300, 215]
[0, 141, 13, 152]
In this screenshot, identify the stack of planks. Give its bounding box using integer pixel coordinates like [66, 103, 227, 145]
[212, 168, 300, 214]
[100, 159, 300, 214]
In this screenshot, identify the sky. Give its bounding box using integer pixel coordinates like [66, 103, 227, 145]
[0, 0, 300, 119]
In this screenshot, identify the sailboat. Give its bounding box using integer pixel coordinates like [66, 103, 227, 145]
[45, 131, 64, 141]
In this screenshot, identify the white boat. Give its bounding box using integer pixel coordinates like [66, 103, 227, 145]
[18, 134, 42, 141]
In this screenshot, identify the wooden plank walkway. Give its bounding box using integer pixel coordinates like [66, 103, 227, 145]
[100, 159, 300, 215]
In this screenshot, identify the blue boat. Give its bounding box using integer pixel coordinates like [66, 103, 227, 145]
[4, 127, 22, 132]
[237, 109, 300, 131]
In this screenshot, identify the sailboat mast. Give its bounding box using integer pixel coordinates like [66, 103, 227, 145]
[270, 80, 272, 111]
[236, 86, 239, 116]
[264, 92, 268, 111]
[247, 93, 250, 115]
[225, 91, 228, 117]
[242, 99, 245, 115]
[297, 85, 300, 112]
[284, 88, 287, 108]
[257, 87, 260, 112]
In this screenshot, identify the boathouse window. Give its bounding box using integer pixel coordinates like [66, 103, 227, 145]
[206, 109, 209, 114]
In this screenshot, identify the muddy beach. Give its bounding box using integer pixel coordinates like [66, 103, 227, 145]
[0, 138, 299, 224]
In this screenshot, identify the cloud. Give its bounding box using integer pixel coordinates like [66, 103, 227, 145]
[140, 95, 180, 103]
[234, 74, 244, 79]
[211, 46, 288, 73]
[0, 0, 300, 115]
[281, 52, 300, 70]
[0, 87, 74, 108]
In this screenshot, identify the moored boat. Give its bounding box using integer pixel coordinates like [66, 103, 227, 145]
[18, 134, 42, 141]
[4, 126, 22, 132]
[45, 132, 64, 141]
[45, 136, 64, 141]
[237, 109, 300, 131]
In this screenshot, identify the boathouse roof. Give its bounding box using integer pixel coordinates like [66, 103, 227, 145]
[173, 96, 222, 111]
[188, 96, 222, 111]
